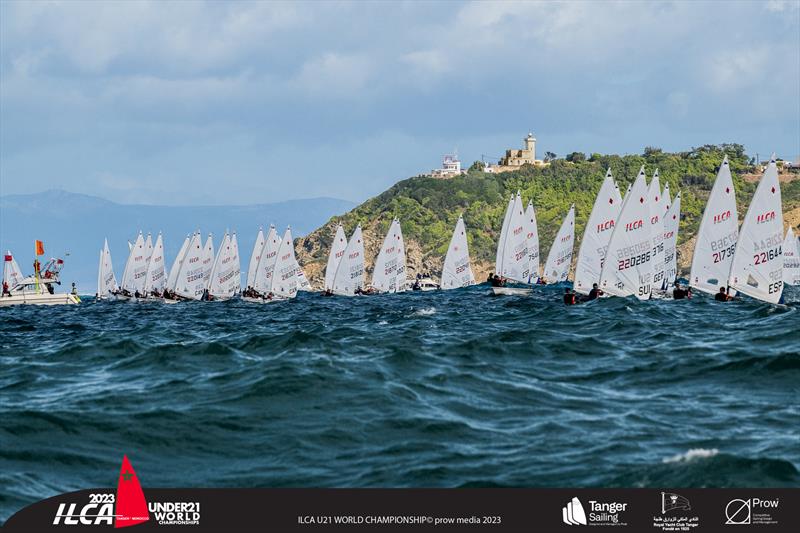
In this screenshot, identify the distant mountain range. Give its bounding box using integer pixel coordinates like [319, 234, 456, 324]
[0, 190, 355, 291]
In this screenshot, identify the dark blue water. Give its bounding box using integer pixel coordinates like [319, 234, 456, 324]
[2, 285, 799, 523]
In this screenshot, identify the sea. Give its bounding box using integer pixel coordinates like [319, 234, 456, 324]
[1, 284, 799, 523]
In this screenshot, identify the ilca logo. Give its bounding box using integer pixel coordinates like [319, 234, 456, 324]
[562, 497, 587, 526]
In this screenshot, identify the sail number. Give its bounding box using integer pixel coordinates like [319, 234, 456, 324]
[753, 246, 781, 265]
[617, 251, 651, 271]
[712, 244, 736, 263]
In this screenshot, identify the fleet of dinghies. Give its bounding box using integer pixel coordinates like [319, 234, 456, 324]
[3, 156, 797, 307]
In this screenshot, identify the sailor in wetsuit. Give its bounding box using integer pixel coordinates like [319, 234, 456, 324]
[672, 281, 691, 299]
[490, 274, 506, 287]
[563, 288, 577, 305]
[714, 286, 734, 301]
[586, 283, 603, 301]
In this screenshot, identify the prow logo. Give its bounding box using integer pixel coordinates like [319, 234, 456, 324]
[562, 497, 587, 526]
[115, 455, 150, 528]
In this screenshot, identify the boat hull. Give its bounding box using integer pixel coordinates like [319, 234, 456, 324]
[0, 293, 80, 306]
[489, 287, 532, 296]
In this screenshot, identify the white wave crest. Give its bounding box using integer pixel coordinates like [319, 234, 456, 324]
[662, 448, 719, 464]
[412, 307, 436, 316]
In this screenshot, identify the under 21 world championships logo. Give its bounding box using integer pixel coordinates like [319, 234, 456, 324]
[116, 455, 150, 527]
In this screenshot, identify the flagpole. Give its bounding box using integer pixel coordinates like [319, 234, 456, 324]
[34, 240, 40, 293]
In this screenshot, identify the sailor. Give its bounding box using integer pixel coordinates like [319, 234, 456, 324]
[714, 286, 733, 301]
[487, 272, 494, 284]
[71, 282, 78, 296]
[2, 281, 9, 297]
[672, 281, 690, 300]
[586, 283, 603, 300]
[134, 289, 141, 298]
[563, 288, 577, 305]
[490, 274, 505, 288]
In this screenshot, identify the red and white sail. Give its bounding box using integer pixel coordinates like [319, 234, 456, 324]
[332, 225, 365, 296]
[662, 191, 682, 286]
[325, 224, 348, 291]
[543, 205, 575, 284]
[783, 228, 799, 286]
[441, 215, 475, 289]
[728, 157, 784, 303]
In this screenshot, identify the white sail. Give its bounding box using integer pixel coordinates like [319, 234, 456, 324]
[783, 228, 800, 286]
[728, 157, 784, 303]
[254, 225, 280, 294]
[495, 194, 515, 274]
[295, 261, 311, 291]
[174, 232, 205, 299]
[689, 156, 739, 295]
[230, 232, 241, 294]
[394, 219, 406, 292]
[4, 251, 26, 290]
[121, 232, 147, 293]
[144, 233, 153, 267]
[599, 167, 655, 299]
[270, 227, 299, 299]
[324, 224, 348, 291]
[208, 232, 239, 299]
[574, 170, 622, 294]
[166, 235, 190, 292]
[332, 225, 365, 296]
[648, 171, 667, 290]
[496, 192, 529, 282]
[543, 205, 576, 284]
[441, 216, 475, 289]
[201, 234, 214, 285]
[663, 183, 672, 216]
[246, 227, 265, 290]
[143, 233, 166, 295]
[371, 219, 400, 293]
[662, 191, 682, 286]
[524, 200, 540, 283]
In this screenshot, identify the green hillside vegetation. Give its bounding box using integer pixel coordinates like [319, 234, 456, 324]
[297, 144, 800, 283]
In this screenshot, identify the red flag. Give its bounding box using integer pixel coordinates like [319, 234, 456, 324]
[115, 455, 149, 528]
[35, 240, 44, 256]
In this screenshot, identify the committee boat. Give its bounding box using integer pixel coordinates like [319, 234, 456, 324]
[1, 246, 80, 306]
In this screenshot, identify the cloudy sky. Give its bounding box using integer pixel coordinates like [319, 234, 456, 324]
[1, 0, 798, 205]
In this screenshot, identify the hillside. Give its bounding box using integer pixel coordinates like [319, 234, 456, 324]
[296, 145, 800, 287]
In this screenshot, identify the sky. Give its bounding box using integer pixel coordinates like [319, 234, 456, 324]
[1, 0, 798, 205]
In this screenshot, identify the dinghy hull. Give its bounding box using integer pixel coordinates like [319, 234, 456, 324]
[489, 287, 532, 296]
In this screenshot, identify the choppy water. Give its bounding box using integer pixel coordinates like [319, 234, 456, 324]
[1, 285, 799, 522]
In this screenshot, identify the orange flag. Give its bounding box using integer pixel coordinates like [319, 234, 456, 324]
[35, 240, 44, 256]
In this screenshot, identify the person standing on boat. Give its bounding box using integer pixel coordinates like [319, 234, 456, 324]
[2, 281, 9, 297]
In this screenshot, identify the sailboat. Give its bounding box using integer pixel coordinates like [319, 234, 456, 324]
[599, 166, 655, 299]
[394, 219, 407, 292]
[230, 232, 241, 294]
[492, 191, 531, 295]
[141, 232, 166, 299]
[543, 204, 576, 284]
[647, 171, 667, 291]
[331, 225, 365, 296]
[662, 191, 682, 287]
[246, 227, 266, 292]
[524, 200, 540, 284]
[3, 251, 27, 293]
[324, 224, 348, 292]
[269, 227, 300, 301]
[371, 219, 404, 293]
[120, 232, 147, 299]
[441, 215, 475, 290]
[96, 239, 119, 299]
[206, 232, 240, 300]
[783, 228, 800, 286]
[574, 170, 622, 294]
[201, 233, 214, 287]
[173, 232, 206, 300]
[690, 156, 739, 295]
[728, 157, 784, 303]
[294, 258, 312, 292]
[164, 234, 190, 301]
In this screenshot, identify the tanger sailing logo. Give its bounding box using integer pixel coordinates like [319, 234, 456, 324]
[562, 497, 628, 526]
[562, 497, 587, 526]
[52, 455, 149, 527]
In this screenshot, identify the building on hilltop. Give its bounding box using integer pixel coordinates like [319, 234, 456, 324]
[485, 132, 547, 173]
[430, 153, 465, 179]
